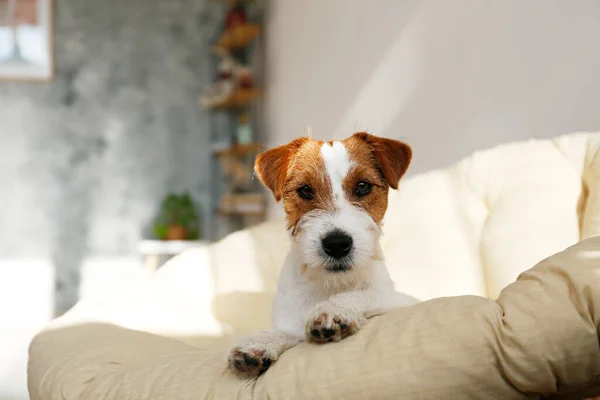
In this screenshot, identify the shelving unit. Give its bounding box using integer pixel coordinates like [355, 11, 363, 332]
[213, 142, 262, 157]
[204, 1, 266, 241]
[216, 23, 261, 50]
[212, 87, 261, 109]
[216, 208, 265, 217]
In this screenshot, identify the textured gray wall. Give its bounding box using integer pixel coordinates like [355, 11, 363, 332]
[0, 0, 219, 314]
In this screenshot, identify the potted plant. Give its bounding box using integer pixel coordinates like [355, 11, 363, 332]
[152, 192, 201, 241]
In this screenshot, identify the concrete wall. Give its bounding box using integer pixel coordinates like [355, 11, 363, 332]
[0, 1, 223, 397]
[0, 0, 217, 316]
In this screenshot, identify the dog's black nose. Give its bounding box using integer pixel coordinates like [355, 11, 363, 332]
[322, 232, 353, 259]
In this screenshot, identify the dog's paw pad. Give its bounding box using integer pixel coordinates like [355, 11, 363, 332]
[306, 313, 358, 344]
[228, 348, 275, 377]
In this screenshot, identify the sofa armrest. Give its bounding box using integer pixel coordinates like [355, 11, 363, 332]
[159, 219, 289, 336]
[50, 219, 290, 339]
[51, 248, 223, 338]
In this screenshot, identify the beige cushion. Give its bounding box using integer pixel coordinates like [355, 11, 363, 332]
[28, 236, 600, 399]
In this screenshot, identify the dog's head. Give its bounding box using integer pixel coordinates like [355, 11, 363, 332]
[255, 132, 411, 275]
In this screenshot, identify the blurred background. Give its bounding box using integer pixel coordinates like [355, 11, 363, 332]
[1, 0, 600, 398]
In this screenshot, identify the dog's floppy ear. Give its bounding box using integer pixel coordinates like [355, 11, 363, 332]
[352, 132, 412, 190]
[255, 137, 308, 201]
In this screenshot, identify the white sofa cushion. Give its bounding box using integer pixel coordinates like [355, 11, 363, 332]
[39, 132, 600, 338]
[383, 132, 600, 300]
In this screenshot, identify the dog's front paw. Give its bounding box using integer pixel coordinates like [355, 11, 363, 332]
[228, 346, 275, 378]
[305, 304, 365, 344]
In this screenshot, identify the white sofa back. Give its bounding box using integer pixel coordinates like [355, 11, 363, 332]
[56, 133, 600, 340]
[383, 132, 600, 300]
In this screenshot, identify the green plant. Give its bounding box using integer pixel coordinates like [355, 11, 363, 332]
[152, 192, 201, 240]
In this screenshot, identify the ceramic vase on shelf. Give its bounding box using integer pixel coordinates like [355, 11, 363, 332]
[236, 66, 254, 89]
[199, 58, 236, 109]
[236, 113, 253, 145]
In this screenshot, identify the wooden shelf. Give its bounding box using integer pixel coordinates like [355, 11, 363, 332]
[217, 208, 265, 217]
[137, 240, 209, 255]
[216, 24, 261, 51]
[213, 88, 260, 109]
[214, 142, 263, 157]
[218, 192, 265, 217]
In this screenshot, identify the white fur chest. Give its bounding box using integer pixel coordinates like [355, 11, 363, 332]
[271, 248, 404, 337]
[272, 252, 327, 337]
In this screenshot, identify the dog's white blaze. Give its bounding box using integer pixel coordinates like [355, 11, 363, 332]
[320, 141, 352, 207]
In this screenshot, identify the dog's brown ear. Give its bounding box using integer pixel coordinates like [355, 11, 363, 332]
[352, 132, 412, 190]
[255, 138, 308, 201]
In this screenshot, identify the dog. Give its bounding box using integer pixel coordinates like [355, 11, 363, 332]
[228, 132, 419, 377]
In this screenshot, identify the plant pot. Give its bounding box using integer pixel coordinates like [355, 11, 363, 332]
[166, 225, 187, 241]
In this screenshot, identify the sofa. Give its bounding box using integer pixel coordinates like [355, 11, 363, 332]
[28, 132, 600, 399]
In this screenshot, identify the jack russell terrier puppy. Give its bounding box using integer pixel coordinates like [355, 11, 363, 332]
[228, 132, 419, 377]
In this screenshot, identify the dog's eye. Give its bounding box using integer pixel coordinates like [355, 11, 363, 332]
[297, 185, 314, 200]
[355, 181, 372, 196]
